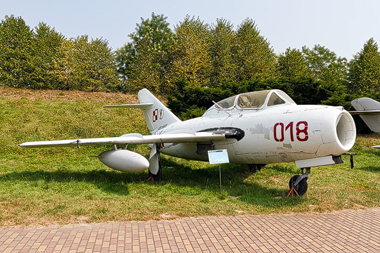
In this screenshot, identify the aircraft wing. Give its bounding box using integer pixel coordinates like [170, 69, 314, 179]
[20, 132, 227, 148]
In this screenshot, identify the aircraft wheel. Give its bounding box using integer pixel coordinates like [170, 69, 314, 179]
[148, 162, 162, 181]
[248, 164, 266, 173]
[289, 175, 308, 196]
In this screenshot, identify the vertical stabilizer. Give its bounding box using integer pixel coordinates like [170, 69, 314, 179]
[351, 97, 380, 133]
[138, 89, 181, 133]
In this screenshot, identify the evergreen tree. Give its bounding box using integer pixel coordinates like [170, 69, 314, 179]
[348, 38, 380, 94]
[234, 19, 277, 81]
[115, 42, 135, 91]
[0, 15, 33, 88]
[302, 45, 348, 85]
[168, 16, 212, 88]
[277, 48, 311, 78]
[52, 36, 120, 91]
[51, 39, 75, 90]
[71, 35, 120, 91]
[29, 22, 65, 89]
[209, 19, 236, 87]
[116, 13, 174, 94]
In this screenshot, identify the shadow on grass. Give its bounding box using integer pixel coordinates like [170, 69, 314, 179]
[353, 165, 380, 173]
[0, 169, 146, 196]
[0, 157, 304, 208]
[362, 148, 380, 158]
[350, 150, 380, 172]
[159, 159, 304, 207]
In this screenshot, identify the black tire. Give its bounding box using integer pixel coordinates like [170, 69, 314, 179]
[149, 162, 162, 181]
[248, 164, 266, 173]
[289, 175, 308, 196]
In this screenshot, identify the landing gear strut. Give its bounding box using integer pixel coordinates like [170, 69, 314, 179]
[248, 164, 266, 173]
[148, 162, 162, 181]
[147, 143, 162, 181]
[287, 167, 310, 197]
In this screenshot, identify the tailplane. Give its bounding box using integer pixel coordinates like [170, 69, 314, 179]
[351, 97, 380, 133]
[104, 89, 181, 133]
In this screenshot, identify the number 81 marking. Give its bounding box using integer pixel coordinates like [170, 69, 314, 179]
[274, 121, 308, 142]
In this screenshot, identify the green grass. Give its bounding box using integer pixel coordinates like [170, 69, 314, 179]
[1, 87, 380, 226]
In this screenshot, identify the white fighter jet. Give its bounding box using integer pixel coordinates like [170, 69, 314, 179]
[20, 89, 357, 196]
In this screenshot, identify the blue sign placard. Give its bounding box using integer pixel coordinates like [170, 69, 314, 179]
[208, 149, 229, 164]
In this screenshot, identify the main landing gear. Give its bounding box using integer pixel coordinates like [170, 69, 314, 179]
[147, 162, 162, 181]
[287, 167, 310, 197]
[147, 143, 162, 182]
[248, 164, 266, 173]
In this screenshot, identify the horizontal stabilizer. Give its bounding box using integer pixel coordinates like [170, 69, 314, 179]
[351, 97, 380, 133]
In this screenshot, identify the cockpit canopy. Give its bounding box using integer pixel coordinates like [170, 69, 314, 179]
[203, 90, 296, 116]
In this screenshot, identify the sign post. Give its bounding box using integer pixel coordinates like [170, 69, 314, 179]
[208, 149, 229, 193]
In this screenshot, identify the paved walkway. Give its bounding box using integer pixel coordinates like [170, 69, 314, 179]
[1, 208, 380, 253]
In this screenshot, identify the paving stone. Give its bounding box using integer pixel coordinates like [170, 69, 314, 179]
[1, 208, 379, 252]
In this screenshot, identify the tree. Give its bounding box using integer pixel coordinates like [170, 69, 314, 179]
[126, 37, 162, 93]
[168, 16, 212, 88]
[277, 48, 311, 78]
[208, 19, 236, 87]
[71, 35, 120, 91]
[233, 19, 277, 81]
[0, 15, 33, 88]
[348, 38, 380, 94]
[302, 45, 348, 85]
[115, 42, 135, 90]
[52, 36, 120, 91]
[29, 22, 65, 89]
[51, 39, 75, 90]
[116, 13, 174, 93]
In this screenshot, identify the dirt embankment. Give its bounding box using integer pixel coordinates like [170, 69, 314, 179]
[0, 86, 140, 104]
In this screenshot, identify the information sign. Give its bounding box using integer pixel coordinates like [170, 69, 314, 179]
[208, 149, 229, 164]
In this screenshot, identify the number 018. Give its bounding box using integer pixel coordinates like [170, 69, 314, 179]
[274, 121, 308, 142]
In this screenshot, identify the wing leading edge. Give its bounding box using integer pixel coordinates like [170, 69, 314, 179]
[20, 132, 227, 148]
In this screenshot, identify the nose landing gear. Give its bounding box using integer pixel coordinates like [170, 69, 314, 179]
[287, 168, 310, 197]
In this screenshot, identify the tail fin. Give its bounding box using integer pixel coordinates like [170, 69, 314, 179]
[351, 97, 380, 133]
[137, 89, 181, 133]
[104, 89, 181, 134]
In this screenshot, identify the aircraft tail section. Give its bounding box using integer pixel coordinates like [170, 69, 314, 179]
[137, 89, 181, 133]
[351, 97, 380, 133]
[104, 89, 181, 133]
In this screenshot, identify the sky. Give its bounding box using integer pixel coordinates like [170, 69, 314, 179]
[1, 0, 380, 60]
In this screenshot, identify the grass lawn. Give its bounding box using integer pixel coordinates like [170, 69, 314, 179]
[1, 87, 380, 227]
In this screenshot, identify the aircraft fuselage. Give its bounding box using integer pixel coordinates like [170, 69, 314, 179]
[158, 104, 355, 165]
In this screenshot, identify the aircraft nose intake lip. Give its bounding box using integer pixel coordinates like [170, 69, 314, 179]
[335, 111, 356, 151]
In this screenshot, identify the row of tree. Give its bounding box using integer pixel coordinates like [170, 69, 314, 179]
[0, 15, 120, 91]
[114, 13, 380, 119]
[116, 13, 380, 95]
[1, 14, 380, 112]
[116, 15, 279, 94]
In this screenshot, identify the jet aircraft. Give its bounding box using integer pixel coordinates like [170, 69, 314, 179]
[351, 97, 380, 148]
[20, 89, 357, 196]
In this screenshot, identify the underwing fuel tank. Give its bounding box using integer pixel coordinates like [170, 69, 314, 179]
[98, 150, 149, 172]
